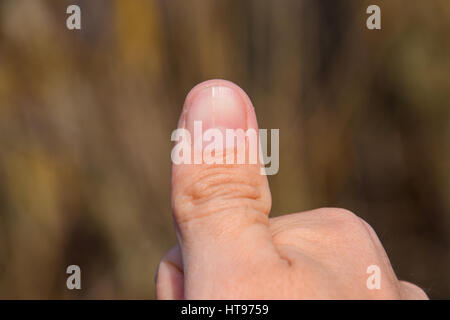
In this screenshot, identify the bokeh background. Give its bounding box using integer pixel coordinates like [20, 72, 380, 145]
[0, 0, 449, 299]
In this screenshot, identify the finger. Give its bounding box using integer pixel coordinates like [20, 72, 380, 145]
[399, 281, 429, 300]
[155, 245, 184, 300]
[171, 80, 282, 293]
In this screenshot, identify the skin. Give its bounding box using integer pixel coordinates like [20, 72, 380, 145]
[155, 79, 428, 300]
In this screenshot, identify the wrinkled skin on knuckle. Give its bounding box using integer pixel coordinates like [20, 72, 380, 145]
[172, 163, 271, 224]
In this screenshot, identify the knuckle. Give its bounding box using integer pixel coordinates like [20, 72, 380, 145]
[188, 167, 260, 203]
[173, 164, 270, 223]
[322, 209, 379, 250]
[307, 208, 372, 246]
[323, 208, 360, 224]
[320, 208, 369, 234]
[270, 208, 364, 241]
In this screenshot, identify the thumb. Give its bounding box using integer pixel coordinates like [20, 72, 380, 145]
[171, 80, 280, 296]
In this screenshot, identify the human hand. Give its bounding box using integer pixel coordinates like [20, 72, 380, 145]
[155, 79, 428, 300]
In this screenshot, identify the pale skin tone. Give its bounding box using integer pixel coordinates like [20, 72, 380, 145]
[155, 79, 428, 300]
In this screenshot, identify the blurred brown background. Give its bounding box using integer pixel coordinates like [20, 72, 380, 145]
[0, 0, 449, 299]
